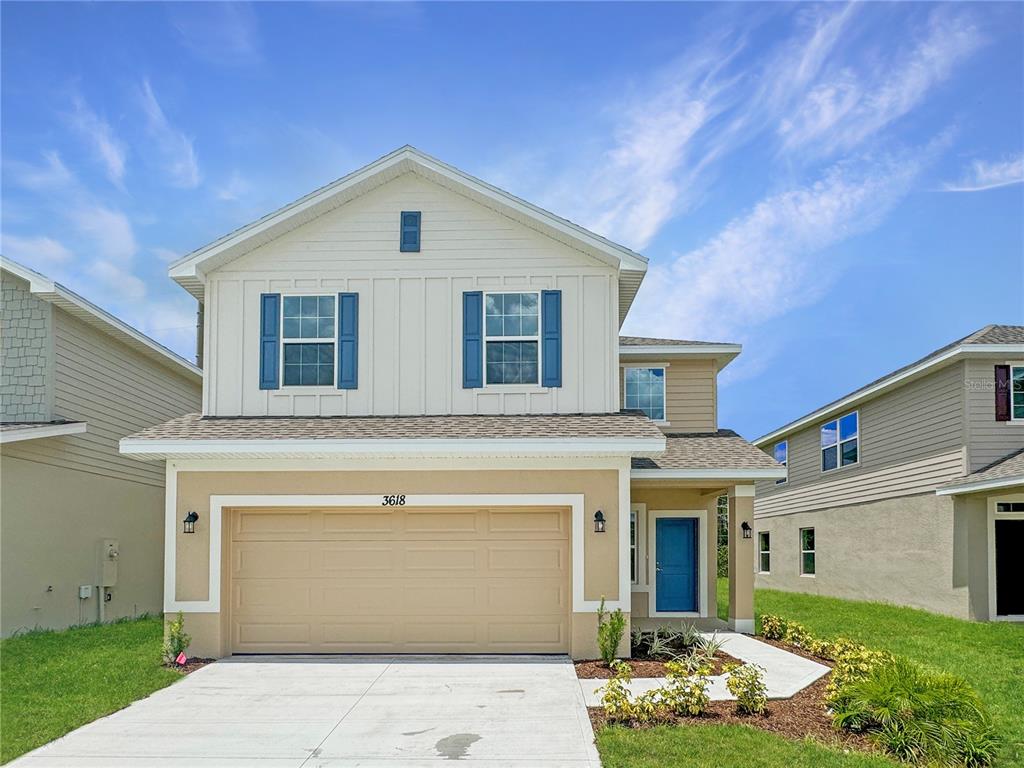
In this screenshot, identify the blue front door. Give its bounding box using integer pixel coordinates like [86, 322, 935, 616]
[655, 517, 698, 612]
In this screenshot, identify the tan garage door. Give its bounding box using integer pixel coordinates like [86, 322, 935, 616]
[228, 505, 571, 654]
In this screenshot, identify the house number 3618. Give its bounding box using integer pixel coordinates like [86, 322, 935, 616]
[381, 495, 406, 506]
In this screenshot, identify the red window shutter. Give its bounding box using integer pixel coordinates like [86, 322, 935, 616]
[995, 365, 1011, 421]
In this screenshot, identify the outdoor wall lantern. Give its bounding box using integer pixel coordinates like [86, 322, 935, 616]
[183, 511, 199, 534]
[594, 510, 606, 533]
[741, 521, 753, 539]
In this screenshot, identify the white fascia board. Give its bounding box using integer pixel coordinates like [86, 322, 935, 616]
[121, 436, 666, 460]
[630, 467, 787, 480]
[754, 343, 1024, 447]
[1, 422, 87, 444]
[619, 344, 742, 357]
[936, 475, 1024, 496]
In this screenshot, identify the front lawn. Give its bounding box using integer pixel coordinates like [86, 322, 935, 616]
[0, 616, 180, 764]
[716, 579, 1024, 766]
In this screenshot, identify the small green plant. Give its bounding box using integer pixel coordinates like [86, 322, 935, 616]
[759, 613, 787, 640]
[726, 663, 768, 715]
[599, 660, 635, 723]
[596, 597, 626, 665]
[659, 658, 711, 716]
[830, 656, 998, 766]
[161, 611, 191, 665]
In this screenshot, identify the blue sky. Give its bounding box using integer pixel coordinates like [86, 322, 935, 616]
[2, 2, 1022, 438]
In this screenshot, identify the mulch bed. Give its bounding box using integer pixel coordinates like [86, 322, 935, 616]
[168, 657, 216, 674]
[575, 650, 740, 679]
[588, 673, 877, 755]
[757, 636, 834, 664]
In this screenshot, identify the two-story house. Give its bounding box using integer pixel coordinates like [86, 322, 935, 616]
[1, 257, 202, 634]
[120, 146, 784, 659]
[752, 325, 1024, 622]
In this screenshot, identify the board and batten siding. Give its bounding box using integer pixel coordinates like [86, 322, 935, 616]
[755, 362, 967, 517]
[204, 173, 619, 417]
[964, 356, 1024, 472]
[4, 307, 201, 487]
[619, 356, 717, 432]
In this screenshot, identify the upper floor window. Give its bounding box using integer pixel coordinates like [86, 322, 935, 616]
[485, 292, 539, 385]
[624, 367, 665, 421]
[282, 295, 335, 386]
[821, 410, 858, 472]
[1013, 366, 1024, 420]
[774, 440, 788, 484]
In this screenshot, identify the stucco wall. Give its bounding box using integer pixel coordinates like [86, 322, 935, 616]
[754, 493, 980, 619]
[1, 271, 52, 421]
[1, 454, 164, 635]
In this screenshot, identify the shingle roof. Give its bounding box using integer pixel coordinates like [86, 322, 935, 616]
[1, 420, 81, 433]
[124, 412, 666, 442]
[938, 447, 1024, 492]
[632, 430, 784, 472]
[619, 336, 734, 347]
[756, 325, 1024, 446]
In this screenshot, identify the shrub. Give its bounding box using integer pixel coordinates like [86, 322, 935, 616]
[826, 644, 893, 701]
[162, 611, 190, 665]
[599, 660, 636, 723]
[659, 658, 711, 716]
[596, 597, 626, 665]
[830, 656, 998, 766]
[717, 543, 729, 578]
[760, 614, 787, 640]
[726, 663, 768, 715]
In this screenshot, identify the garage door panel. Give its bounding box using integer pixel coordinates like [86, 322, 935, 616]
[230, 506, 570, 654]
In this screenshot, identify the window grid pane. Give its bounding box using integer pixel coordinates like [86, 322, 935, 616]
[484, 293, 539, 339]
[283, 343, 334, 387]
[485, 341, 538, 384]
[624, 368, 666, 421]
[283, 294, 335, 340]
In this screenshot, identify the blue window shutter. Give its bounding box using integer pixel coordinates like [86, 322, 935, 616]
[400, 211, 421, 252]
[337, 293, 359, 390]
[259, 293, 280, 390]
[462, 291, 483, 388]
[541, 290, 562, 388]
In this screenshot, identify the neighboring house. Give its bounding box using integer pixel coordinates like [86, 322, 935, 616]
[0, 258, 202, 635]
[752, 326, 1024, 622]
[119, 146, 784, 659]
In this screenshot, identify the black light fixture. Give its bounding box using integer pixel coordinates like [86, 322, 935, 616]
[741, 521, 753, 539]
[183, 511, 199, 534]
[593, 510, 606, 533]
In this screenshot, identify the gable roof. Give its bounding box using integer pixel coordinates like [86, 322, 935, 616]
[169, 146, 649, 322]
[754, 325, 1024, 447]
[1, 257, 201, 382]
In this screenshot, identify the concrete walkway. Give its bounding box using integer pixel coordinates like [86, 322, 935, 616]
[14, 656, 601, 768]
[579, 632, 830, 707]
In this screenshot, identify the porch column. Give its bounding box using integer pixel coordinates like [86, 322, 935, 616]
[728, 485, 756, 634]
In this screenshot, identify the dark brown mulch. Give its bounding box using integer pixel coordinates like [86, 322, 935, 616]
[168, 657, 216, 674]
[757, 636, 834, 664]
[575, 650, 740, 679]
[588, 674, 877, 755]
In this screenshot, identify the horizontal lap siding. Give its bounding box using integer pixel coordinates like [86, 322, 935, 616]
[208, 173, 617, 417]
[620, 357, 717, 432]
[964, 357, 1024, 471]
[755, 362, 966, 516]
[5, 308, 201, 487]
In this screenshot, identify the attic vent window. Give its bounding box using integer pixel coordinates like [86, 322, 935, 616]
[400, 211, 421, 252]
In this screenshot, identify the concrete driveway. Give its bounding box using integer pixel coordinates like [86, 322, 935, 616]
[13, 655, 601, 767]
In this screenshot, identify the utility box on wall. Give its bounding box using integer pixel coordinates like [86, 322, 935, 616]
[99, 539, 119, 587]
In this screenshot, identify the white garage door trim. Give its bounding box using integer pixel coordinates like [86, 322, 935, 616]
[166, 491, 628, 615]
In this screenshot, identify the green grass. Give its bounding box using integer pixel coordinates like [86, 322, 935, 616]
[597, 724, 896, 768]
[716, 578, 1024, 766]
[0, 616, 181, 764]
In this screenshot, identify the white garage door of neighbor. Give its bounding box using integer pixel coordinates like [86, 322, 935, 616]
[229, 506, 571, 654]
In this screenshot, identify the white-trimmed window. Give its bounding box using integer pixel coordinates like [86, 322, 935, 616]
[799, 527, 815, 576]
[774, 440, 788, 484]
[282, 295, 335, 387]
[1012, 366, 1024, 420]
[484, 292, 539, 385]
[624, 367, 666, 421]
[821, 410, 858, 472]
[758, 531, 771, 573]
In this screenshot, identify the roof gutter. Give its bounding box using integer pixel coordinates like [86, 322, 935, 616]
[936, 475, 1024, 496]
[1, 422, 87, 444]
[619, 344, 742, 357]
[631, 467, 786, 480]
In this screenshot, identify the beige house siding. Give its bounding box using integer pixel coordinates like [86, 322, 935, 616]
[7, 307, 201, 487]
[1, 272, 53, 421]
[620, 356, 718, 432]
[204, 173, 620, 418]
[964, 357, 1024, 472]
[755, 362, 966, 516]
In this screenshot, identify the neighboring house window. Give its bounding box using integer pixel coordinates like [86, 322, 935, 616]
[630, 510, 638, 583]
[758, 531, 770, 573]
[1013, 366, 1024, 420]
[800, 527, 815, 575]
[774, 440, 788, 484]
[485, 292, 539, 385]
[821, 411, 858, 472]
[282, 295, 335, 386]
[624, 367, 666, 421]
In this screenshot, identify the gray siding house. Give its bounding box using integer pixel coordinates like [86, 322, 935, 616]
[1, 258, 202, 635]
[752, 326, 1024, 622]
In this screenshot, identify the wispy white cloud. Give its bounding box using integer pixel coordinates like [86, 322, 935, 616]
[67, 204, 138, 263]
[942, 154, 1024, 192]
[215, 170, 250, 201]
[5, 150, 75, 191]
[169, 3, 261, 66]
[1, 234, 74, 268]
[151, 247, 182, 263]
[67, 95, 127, 187]
[87, 260, 147, 300]
[139, 79, 201, 188]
